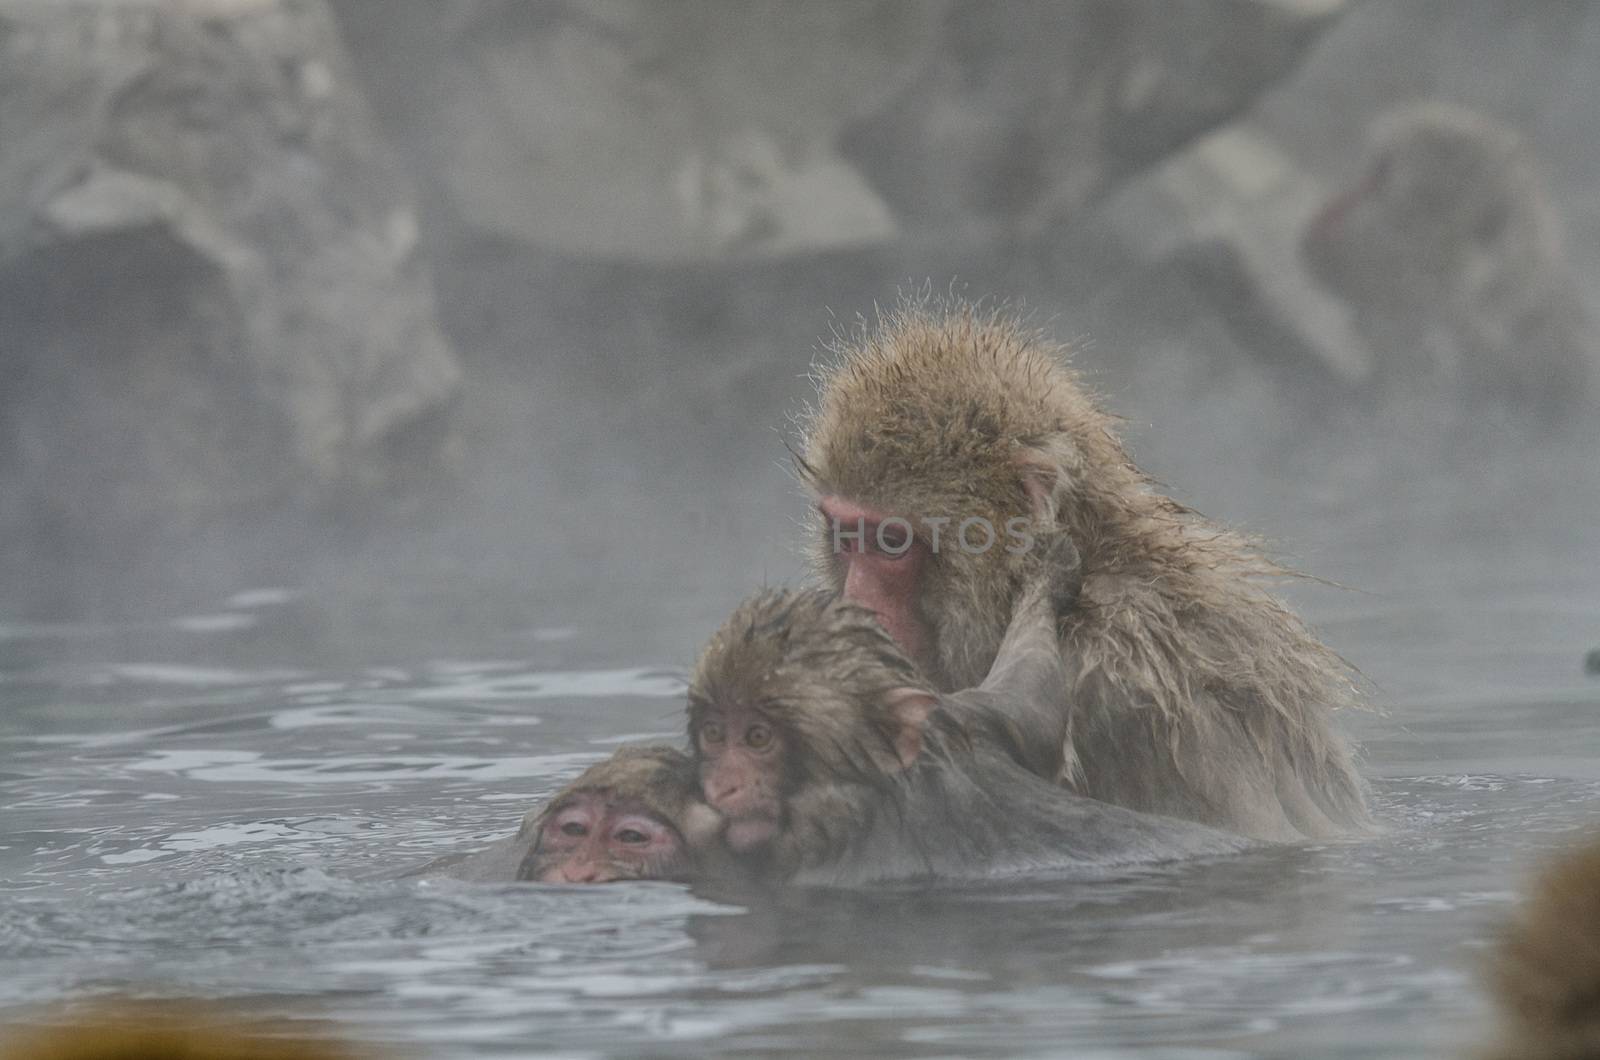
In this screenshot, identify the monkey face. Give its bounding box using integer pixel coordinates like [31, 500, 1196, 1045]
[521, 792, 687, 883]
[1305, 107, 1532, 313]
[1304, 144, 1442, 308]
[693, 706, 787, 852]
[816, 494, 935, 671]
[815, 492, 1027, 692]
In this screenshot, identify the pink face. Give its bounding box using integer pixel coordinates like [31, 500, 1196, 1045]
[818, 496, 931, 671]
[694, 706, 786, 853]
[530, 792, 684, 883]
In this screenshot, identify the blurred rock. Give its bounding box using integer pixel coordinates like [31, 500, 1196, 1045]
[1586, 649, 1600, 677]
[1103, 103, 1600, 423]
[330, 0, 1341, 263]
[841, 0, 1346, 236]
[330, 0, 939, 262]
[0, 0, 461, 597]
[1100, 122, 1374, 394]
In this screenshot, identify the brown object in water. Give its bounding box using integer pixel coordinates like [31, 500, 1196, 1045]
[1482, 836, 1600, 1059]
[0, 1003, 360, 1060]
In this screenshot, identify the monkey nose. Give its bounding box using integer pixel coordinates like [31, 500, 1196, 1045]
[705, 777, 744, 809]
[555, 862, 606, 884]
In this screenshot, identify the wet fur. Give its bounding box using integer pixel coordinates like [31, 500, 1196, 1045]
[416, 745, 726, 883]
[689, 587, 1247, 885]
[797, 300, 1371, 840]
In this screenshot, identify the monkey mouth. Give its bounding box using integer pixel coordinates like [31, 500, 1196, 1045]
[724, 816, 779, 852]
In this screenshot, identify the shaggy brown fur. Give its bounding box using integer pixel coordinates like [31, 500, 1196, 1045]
[688, 589, 937, 875]
[797, 299, 1371, 840]
[685, 585, 1246, 884]
[521, 745, 707, 840]
[689, 589, 936, 780]
[1482, 837, 1600, 1059]
[413, 744, 726, 884]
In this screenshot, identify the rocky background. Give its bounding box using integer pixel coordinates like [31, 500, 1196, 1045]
[1, 0, 1596, 659]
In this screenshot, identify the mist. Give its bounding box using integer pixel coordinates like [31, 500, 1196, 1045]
[0, 0, 1594, 670]
[3, 4, 1600, 1055]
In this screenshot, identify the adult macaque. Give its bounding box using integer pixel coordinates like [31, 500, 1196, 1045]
[420, 745, 726, 884]
[796, 302, 1370, 841]
[687, 559, 1247, 885]
[1482, 836, 1600, 1059]
[1303, 103, 1597, 418]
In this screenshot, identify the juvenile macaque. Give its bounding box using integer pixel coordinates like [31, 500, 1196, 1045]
[687, 558, 1246, 885]
[517, 745, 722, 884]
[796, 301, 1370, 841]
[419, 745, 725, 884]
[1303, 103, 1597, 418]
[1482, 836, 1600, 1059]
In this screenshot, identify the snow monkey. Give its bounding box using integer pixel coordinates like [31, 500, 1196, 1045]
[1303, 102, 1597, 419]
[686, 545, 1247, 884]
[517, 745, 723, 883]
[419, 746, 730, 884]
[795, 300, 1371, 841]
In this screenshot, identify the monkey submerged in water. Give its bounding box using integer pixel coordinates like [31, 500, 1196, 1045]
[432, 543, 1241, 886]
[687, 544, 1248, 885]
[517, 745, 745, 884]
[431, 537, 1245, 886]
[796, 300, 1371, 842]
[420, 745, 733, 884]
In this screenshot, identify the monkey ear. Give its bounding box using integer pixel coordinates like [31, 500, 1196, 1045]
[883, 688, 938, 770]
[1014, 449, 1064, 523]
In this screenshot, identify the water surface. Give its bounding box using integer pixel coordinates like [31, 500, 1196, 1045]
[3, 503, 1599, 1058]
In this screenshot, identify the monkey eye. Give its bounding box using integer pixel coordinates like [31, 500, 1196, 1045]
[559, 821, 588, 837]
[616, 828, 649, 845]
[699, 720, 725, 745]
[872, 523, 911, 555]
[745, 722, 773, 751]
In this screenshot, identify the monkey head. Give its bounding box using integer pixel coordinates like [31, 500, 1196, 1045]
[518, 745, 720, 884]
[1303, 103, 1549, 317]
[686, 589, 938, 862]
[797, 303, 1095, 691]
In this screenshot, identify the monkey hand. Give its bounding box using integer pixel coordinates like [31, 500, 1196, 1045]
[1028, 531, 1082, 620]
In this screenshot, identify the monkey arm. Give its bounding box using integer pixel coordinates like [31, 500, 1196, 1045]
[944, 570, 1072, 779]
[976, 531, 1077, 706]
[978, 573, 1066, 703]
